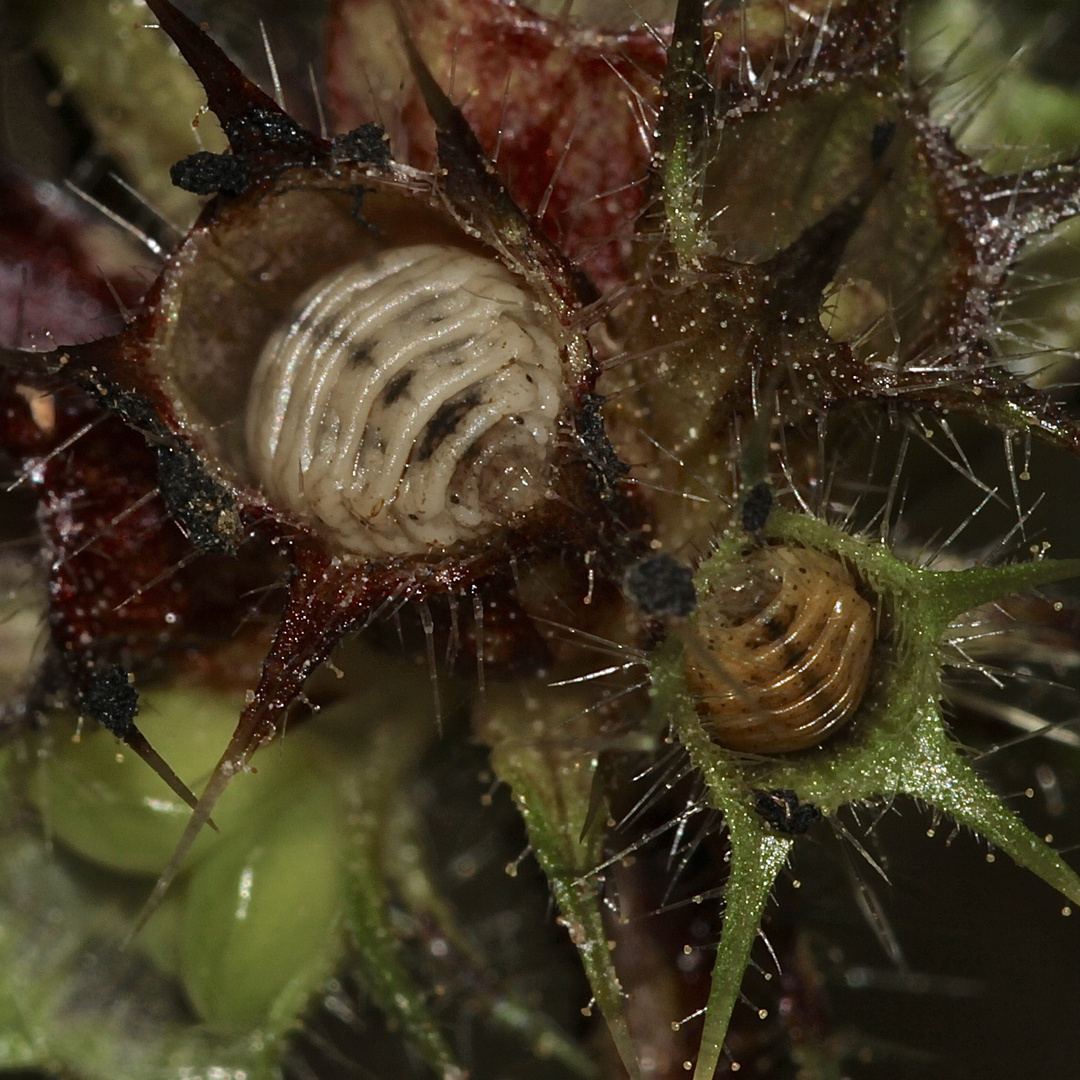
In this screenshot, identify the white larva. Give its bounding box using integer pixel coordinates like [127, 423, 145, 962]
[246, 243, 566, 558]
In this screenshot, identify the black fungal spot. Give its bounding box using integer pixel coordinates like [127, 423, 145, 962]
[752, 789, 821, 835]
[169, 151, 250, 196]
[222, 107, 314, 154]
[382, 370, 413, 405]
[59, 368, 240, 556]
[579, 393, 629, 501]
[416, 390, 482, 462]
[625, 553, 697, 617]
[77, 662, 207, 819]
[80, 666, 138, 738]
[331, 123, 392, 166]
[154, 441, 240, 555]
[741, 481, 773, 534]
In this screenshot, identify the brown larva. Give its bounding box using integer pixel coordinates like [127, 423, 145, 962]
[685, 546, 875, 753]
[247, 243, 566, 558]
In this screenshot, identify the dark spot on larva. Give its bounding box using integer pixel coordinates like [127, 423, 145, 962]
[382, 370, 413, 405]
[782, 643, 809, 669]
[311, 317, 347, 348]
[349, 340, 375, 367]
[416, 390, 482, 462]
[420, 298, 457, 326]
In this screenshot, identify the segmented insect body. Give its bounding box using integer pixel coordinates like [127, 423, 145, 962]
[141, 164, 587, 571]
[686, 546, 875, 753]
[247, 244, 565, 557]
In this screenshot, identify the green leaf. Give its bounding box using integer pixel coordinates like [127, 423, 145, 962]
[180, 766, 347, 1029]
[339, 723, 464, 1080]
[478, 683, 640, 1080]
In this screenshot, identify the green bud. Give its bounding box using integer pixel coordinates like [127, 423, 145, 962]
[29, 686, 304, 876]
[180, 766, 347, 1029]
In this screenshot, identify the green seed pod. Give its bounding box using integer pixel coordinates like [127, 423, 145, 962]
[179, 766, 347, 1028]
[29, 686, 290, 875]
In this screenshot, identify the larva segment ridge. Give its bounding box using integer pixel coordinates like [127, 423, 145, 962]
[247, 244, 566, 557]
[685, 545, 875, 753]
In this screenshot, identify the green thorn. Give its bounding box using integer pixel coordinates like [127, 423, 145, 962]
[345, 850, 462, 1080]
[382, 798, 597, 1078]
[509, 793, 641, 1079]
[340, 722, 462, 1080]
[664, 687, 793, 1079]
[546, 869, 640, 1080]
[897, 707, 1080, 907]
[693, 823, 790, 1080]
[479, 686, 642, 1080]
[922, 557, 1080, 627]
